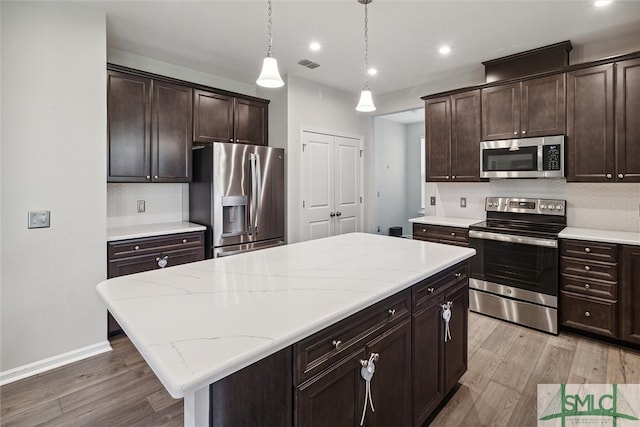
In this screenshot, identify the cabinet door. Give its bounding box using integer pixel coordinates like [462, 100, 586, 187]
[365, 319, 412, 427]
[451, 90, 481, 182]
[481, 83, 520, 140]
[151, 80, 193, 182]
[107, 71, 151, 182]
[619, 245, 640, 345]
[521, 74, 566, 137]
[296, 348, 366, 427]
[615, 58, 640, 182]
[235, 98, 268, 146]
[412, 296, 445, 426]
[193, 89, 234, 144]
[443, 282, 469, 394]
[425, 96, 451, 181]
[566, 64, 615, 182]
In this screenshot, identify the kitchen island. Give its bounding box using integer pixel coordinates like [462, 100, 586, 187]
[96, 232, 475, 426]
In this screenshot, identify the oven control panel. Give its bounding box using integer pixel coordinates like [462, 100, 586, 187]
[485, 197, 566, 216]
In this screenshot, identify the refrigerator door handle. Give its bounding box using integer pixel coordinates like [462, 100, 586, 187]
[254, 153, 262, 235]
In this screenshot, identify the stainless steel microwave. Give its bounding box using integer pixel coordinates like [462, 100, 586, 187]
[480, 135, 565, 179]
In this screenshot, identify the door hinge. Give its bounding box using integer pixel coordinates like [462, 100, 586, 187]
[360, 196, 363, 204]
[303, 200, 305, 208]
[360, 150, 363, 158]
[303, 143, 307, 152]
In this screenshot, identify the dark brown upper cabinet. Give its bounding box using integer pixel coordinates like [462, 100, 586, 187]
[108, 70, 192, 183]
[615, 58, 640, 182]
[481, 73, 566, 141]
[425, 90, 482, 182]
[193, 89, 268, 146]
[566, 64, 615, 182]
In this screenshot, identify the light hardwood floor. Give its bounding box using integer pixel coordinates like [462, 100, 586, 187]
[1, 313, 639, 426]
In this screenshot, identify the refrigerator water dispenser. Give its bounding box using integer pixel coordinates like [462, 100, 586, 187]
[222, 195, 247, 237]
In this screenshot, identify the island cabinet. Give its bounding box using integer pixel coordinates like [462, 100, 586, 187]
[412, 263, 468, 427]
[106, 231, 204, 336]
[425, 90, 482, 182]
[107, 70, 193, 183]
[481, 73, 566, 141]
[193, 89, 268, 146]
[619, 245, 640, 345]
[294, 290, 412, 427]
[413, 224, 469, 247]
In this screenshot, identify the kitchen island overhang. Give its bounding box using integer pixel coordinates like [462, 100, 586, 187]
[96, 232, 475, 426]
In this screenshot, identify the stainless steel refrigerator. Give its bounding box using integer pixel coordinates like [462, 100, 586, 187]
[189, 143, 285, 258]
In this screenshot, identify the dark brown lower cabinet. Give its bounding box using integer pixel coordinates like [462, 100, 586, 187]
[413, 281, 468, 427]
[619, 245, 640, 345]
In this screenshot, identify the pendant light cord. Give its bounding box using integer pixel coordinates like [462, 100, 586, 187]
[363, 1, 369, 90]
[267, 0, 273, 57]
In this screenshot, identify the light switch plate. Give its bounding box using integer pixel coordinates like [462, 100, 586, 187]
[460, 197, 467, 208]
[430, 197, 436, 206]
[137, 200, 146, 213]
[28, 210, 50, 229]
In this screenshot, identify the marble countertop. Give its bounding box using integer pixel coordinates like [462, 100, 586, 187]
[559, 227, 640, 246]
[107, 221, 207, 241]
[409, 216, 483, 228]
[96, 232, 475, 398]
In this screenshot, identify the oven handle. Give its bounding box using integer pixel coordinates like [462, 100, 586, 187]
[468, 230, 558, 248]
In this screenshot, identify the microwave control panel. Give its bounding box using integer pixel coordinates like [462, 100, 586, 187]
[543, 145, 561, 171]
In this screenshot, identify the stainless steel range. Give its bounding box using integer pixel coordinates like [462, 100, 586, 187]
[468, 197, 566, 334]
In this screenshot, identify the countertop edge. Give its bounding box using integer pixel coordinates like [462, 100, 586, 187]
[409, 216, 483, 228]
[107, 221, 207, 241]
[559, 227, 640, 246]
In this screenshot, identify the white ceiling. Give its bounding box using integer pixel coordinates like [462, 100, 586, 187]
[84, 0, 640, 97]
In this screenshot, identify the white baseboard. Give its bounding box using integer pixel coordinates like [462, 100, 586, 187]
[0, 341, 112, 386]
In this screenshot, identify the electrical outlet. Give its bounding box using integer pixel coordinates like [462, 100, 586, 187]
[28, 210, 50, 229]
[460, 197, 467, 208]
[137, 200, 146, 213]
[430, 196, 436, 206]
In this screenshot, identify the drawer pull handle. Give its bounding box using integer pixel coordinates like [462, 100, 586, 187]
[584, 283, 590, 289]
[134, 245, 140, 251]
[156, 256, 169, 268]
[451, 232, 456, 237]
[182, 239, 187, 243]
[584, 266, 591, 271]
[332, 340, 342, 349]
[388, 309, 396, 316]
[422, 228, 426, 233]
[454, 272, 462, 278]
[584, 311, 591, 318]
[427, 287, 435, 294]
[584, 247, 591, 253]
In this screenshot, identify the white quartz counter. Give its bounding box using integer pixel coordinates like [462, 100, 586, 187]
[559, 227, 640, 246]
[107, 221, 206, 241]
[409, 216, 483, 228]
[96, 232, 475, 399]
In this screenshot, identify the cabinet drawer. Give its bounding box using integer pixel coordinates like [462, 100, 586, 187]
[413, 263, 468, 310]
[294, 290, 410, 385]
[560, 239, 617, 263]
[561, 291, 617, 338]
[412, 224, 468, 246]
[108, 247, 204, 278]
[108, 231, 204, 259]
[561, 274, 617, 299]
[561, 257, 617, 282]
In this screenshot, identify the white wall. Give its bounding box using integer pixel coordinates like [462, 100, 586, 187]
[286, 75, 369, 243]
[373, 118, 407, 236]
[405, 123, 424, 226]
[1, 2, 108, 377]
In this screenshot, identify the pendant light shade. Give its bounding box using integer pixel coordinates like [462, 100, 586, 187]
[355, 0, 375, 112]
[257, 0, 284, 88]
[257, 56, 284, 88]
[356, 90, 376, 112]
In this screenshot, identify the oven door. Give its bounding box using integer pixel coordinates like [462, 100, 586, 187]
[469, 230, 559, 302]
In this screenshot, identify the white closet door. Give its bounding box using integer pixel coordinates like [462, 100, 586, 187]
[334, 136, 360, 235]
[301, 131, 334, 241]
[301, 130, 362, 241]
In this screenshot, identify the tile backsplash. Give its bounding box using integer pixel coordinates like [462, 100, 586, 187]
[107, 183, 188, 228]
[426, 180, 640, 232]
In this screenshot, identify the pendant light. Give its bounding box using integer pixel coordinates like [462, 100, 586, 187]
[256, 0, 284, 88]
[355, 0, 376, 112]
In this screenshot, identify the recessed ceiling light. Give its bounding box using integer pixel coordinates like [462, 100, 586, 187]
[439, 45, 451, 55]
[368, 68, 378, 76]
[595, 0, 612, 6]
[309, 42, 321, 51]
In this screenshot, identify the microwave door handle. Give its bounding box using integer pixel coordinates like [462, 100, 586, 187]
[538, 145, 543, 172]
[254, 153, 262, 235]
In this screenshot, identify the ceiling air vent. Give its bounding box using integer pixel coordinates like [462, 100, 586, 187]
[298, 59, 320, 69]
